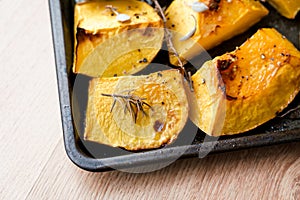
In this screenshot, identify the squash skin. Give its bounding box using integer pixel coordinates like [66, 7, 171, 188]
[191, 28, 300, 136]
[84, 70, 189, 150]
[73, 0, 164, 77]
[267, 0, 300, 19]
[165, 0, 269, 66]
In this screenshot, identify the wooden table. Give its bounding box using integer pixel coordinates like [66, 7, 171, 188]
[1, 0, 299, 199]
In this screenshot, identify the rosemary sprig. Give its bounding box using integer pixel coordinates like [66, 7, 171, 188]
[152, 0, 194, 92]
[101, 91, 152, 123]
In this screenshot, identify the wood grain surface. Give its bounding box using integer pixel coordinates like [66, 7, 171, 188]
[0, 0, 299, 199]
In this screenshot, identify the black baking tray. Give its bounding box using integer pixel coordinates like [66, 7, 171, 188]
[49, 0, 300, 172]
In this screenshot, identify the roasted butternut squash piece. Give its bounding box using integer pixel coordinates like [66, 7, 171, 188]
[84, 70, 189, 150]
[187, 60, 226, 136]
[73, 0, 164, 77]
[165, 0, 269, 66]
[267, 0, 300, 19]
[191, 28, 300, 136]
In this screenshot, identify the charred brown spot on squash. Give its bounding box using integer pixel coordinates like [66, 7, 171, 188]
[216, 59, 233, 71]
[76, 28, 88, 43]
[216, 54, 237, 71]
[153, 120, 164, 132]
[226, 95, 237, 101]
[76, 28, 103, 43]
[208, 0, 221, 11]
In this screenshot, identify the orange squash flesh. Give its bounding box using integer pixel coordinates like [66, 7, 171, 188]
[84, 70, 189, 150]
[73, 0, 164, 77]
[165, 0, 269, 66]
[191, 28, 300, 136]
[267, 0, 300, 19]
[188, 61, 226, 136]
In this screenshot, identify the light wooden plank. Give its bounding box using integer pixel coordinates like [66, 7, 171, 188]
[0, 0, 63, 199]
[26, 140, 300, 200]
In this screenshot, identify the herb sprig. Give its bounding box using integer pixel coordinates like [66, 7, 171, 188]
[101, 90, 152, 123]
[152, 0, 194, 91]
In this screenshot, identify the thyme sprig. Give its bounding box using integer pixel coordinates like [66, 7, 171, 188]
[152, 0, 194, 92]
[101, 90, 152, 123]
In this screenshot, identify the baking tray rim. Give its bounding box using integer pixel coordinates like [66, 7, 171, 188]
[49, 0, 300, 172]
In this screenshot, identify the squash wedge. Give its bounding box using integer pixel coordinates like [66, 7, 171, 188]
[73, 0, 164, 77]
[165, 0, 269, 66]
[84, 70, 189, 150]
[191, 28, 300, 136]
[267, 0, 300, 19]
[188, 60, 226, 136]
